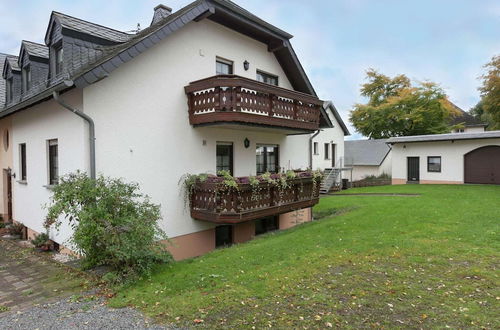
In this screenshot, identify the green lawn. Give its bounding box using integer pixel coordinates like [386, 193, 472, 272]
[110, 185, 500, 328]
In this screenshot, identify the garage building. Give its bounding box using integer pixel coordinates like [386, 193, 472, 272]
[388, 131, 500, 185]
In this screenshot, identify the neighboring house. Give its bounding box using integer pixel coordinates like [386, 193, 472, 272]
[388, 131, 500, 185]
[344, 139, 391, 181]
[286, 101, 349, 170]
[0, 1, 344, 260]
[449, 104, 487, 133]
[0, 53, 13, 222]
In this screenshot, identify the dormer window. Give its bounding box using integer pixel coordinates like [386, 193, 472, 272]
[55, 45, 64, 75]
[6, 78, 13, 103]
[22, 65, 31, 93]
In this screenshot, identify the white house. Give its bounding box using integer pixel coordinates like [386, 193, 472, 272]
[0, 1, 347, 259]
[388, 131, 500, 185]
[344, 139, 391, 181]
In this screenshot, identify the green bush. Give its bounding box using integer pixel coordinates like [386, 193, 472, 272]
[45, 172, 172, 281]
[9, 222, 24, 236]
[31, 233, 50, 248]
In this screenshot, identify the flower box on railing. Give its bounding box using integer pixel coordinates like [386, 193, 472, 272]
[184, 75, 323, 132]
[187, 171, 322, 224]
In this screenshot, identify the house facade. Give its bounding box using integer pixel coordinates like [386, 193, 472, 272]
[388, 131, 500, 185]
[0, 1, 347, 259]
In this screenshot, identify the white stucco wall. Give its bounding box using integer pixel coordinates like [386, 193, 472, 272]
[464, 127, 486, 133]
[10, 18, 332, 245]
[80, 19, 306, 238]
[391, 138, 500, 183]
[11, 89, 87, 245]
[283, 107, 346, 171]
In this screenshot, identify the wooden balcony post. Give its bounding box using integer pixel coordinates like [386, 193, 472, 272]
[268, 93, 275, 117]
[232, 86, 242, 112]
[293, 100, 298, 120]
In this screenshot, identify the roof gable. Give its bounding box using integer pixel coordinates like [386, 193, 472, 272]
[19, 40, 49, 64]
[0, 53, 7, 106]
[72, 0, 318, 96]
[322, 101, 350, 135]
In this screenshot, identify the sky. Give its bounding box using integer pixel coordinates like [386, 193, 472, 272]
[0, 0, 498, 139]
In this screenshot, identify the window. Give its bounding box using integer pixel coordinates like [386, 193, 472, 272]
[216, 142, 233, 175]
[47, 139, 59, 185]
[256, 70, 278, 86]
[313, 142, 318, 155]
[215, 225, 233, 248]
[55, 45, 64, 75]
[427, 156, 441, 173]
[255, 216, 278, 235]
[6, 78, 13, 103]
[324, 143, 330, 160]
[19, 143, 27, 181]
[256, 144, 279, 174]
[455, 128, 465, 133]
[22, 65, 31, 93]
[216, 57, 233, 75]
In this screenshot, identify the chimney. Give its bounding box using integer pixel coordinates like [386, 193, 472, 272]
[151, 4, 172, 25]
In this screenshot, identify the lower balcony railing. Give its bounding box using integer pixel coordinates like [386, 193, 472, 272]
[188, 172, 322, 224]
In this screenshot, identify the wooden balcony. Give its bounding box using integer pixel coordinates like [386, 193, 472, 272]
[185, 75, 323, 132]
[189, 174, 321, 224]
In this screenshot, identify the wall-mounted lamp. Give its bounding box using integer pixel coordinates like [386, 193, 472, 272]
[244, 138, 250, 148]
[243, 60, 249, 71]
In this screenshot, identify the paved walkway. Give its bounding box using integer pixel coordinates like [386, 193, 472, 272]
[0, 238, 167, 329]
[0, 238, 86, 312]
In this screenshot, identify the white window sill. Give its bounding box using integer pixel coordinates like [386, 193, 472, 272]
[16, 180, 27, 185]
[43, 184, 58, 190]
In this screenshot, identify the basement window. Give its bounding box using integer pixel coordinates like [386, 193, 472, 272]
[255, 216, 279, 236]
[47, 139, 59, 185]
[215, 225, 233, 248]
[427, 156, 441, 173]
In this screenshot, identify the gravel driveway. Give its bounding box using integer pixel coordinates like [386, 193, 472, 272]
[0, 296, 168, 329]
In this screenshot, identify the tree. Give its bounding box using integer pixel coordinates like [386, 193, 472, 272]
[469, 100, 495, 129]
[45, 172, 171, 281]
[477, 55, 500, 129]
[349, 69, 458, 139]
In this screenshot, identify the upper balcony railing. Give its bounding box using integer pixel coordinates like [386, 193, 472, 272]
[184, 75, 323, 132]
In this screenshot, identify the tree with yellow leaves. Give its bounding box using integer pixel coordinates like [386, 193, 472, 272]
[350, 69, 459, 139]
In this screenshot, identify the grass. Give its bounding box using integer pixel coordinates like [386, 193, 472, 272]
[110, 184, 500, 328]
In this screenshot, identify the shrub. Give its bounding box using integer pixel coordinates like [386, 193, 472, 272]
[31, 232, 50, 248]
[45, 172, 172, 281]
[9, 222, 25, 236]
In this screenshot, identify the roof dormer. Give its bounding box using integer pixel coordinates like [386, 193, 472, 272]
[18, 41, 49, 96]
[44, 11, 132, 81]
[2, 55, 21, 106]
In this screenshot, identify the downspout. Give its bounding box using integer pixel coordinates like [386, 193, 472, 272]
[52, 90, 96, 180]
[309, 129, 321, 169]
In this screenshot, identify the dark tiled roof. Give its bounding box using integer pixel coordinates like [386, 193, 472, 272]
[21, 40, 49, 59]
[387, 131, 500, 143]
[6, 55, 20, 71]
[345, 139, 391, 166]
[1, 0, 319, 120]
[0, 53, 7, 106]
[53, 11, 132, 43]
[449, 103, 486, 127]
